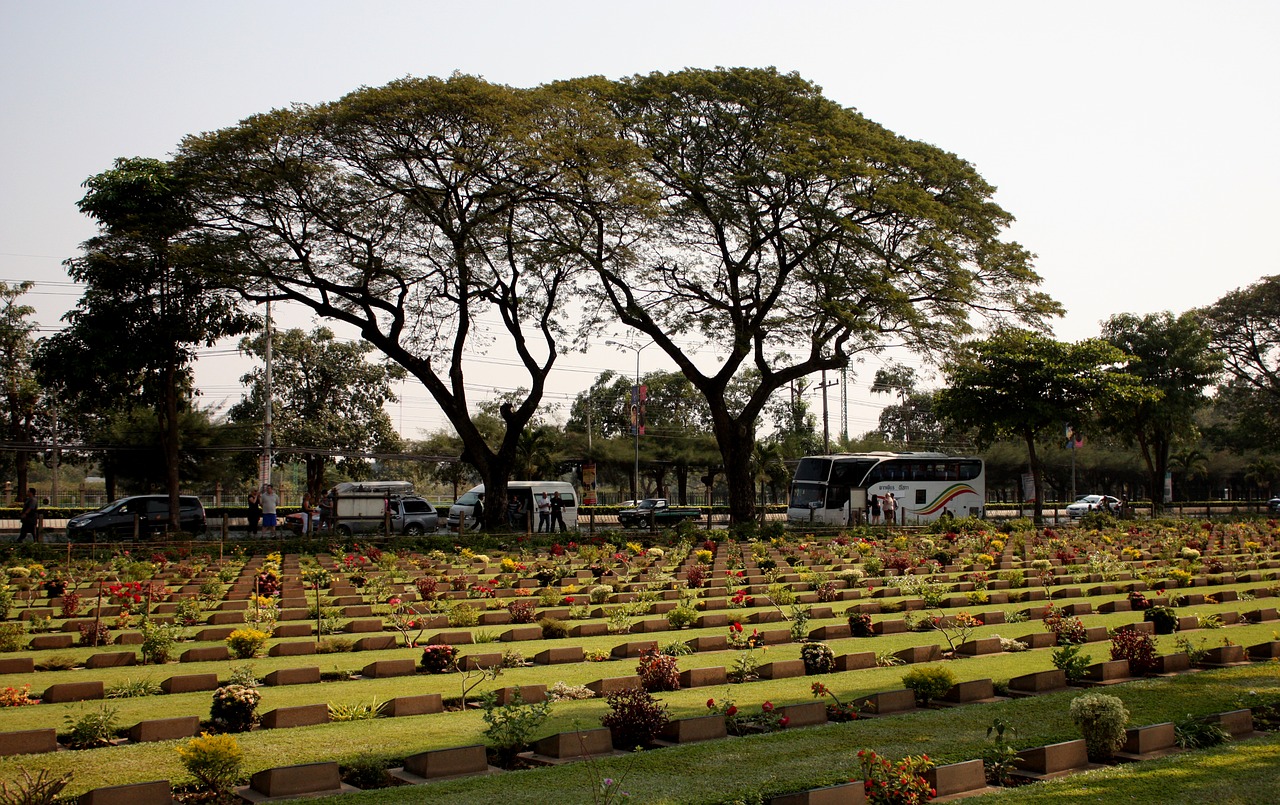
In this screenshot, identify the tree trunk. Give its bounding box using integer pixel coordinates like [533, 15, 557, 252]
[1024, 429, 1044, 525]
[162, 360, 182, 531]
[713, 414, 757, 523]
[305, 455, 326, 500]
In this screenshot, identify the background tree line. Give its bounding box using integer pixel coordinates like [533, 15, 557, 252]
[9, 69, 1280, 525]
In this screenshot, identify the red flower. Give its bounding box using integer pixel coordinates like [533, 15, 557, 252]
[761, 700, 774, 712]
[726, 705, 738, 716]
[706, 698, 716, 709]
[779, 716, 790, 727]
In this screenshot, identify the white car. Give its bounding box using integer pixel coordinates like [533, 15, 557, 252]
[1066, 494, 1120, 518]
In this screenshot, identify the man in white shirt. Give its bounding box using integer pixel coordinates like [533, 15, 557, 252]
[261, 484, 280, 537]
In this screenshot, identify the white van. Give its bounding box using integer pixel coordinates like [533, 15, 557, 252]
[446, 481, 578, 531]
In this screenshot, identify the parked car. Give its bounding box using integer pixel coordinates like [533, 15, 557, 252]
[66, 495, 207, 540]
[285, 494, 438, 536]
[1267, 497, 1280, 515]
[1066, 494, 1121, 518]
[617, 498, 702, 528]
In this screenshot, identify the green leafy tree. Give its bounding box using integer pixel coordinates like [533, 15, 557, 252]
[569, 67, 1058, 522]
[34, 158, 255, 522]
[181, 75, 637, 529]
[936, 329, 1142, 523]
[0, 282, 43, 495]
[1097, 312, 1219, 513]
[229, 326, 405, 498]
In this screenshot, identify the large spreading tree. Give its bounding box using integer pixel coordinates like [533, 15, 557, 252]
[179, 75, 641, 529]
[1201, 275, 1280, 443]
[563, 67, 1059, 521]
[0, 282, 43, 496]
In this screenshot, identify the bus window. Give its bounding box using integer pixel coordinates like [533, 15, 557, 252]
[794, 458, 832, 482]
[959, 460, 982, 481]
[826, 486, 850, 510]
[789, 484, 824, 509]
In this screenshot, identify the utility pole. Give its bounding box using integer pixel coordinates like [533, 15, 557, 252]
[260, 300, 274, 490]
[818, 370, 838, 453]
[606, 339, 653, 502]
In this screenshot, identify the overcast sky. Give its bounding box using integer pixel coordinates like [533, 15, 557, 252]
[3, 1, 1276, 440]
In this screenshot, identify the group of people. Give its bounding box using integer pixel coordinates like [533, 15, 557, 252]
[867, 492, 898, 525]
[503, 490, 568, 532]
[244, 484, 281, 537]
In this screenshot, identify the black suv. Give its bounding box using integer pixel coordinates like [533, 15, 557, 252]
[66, 495, 207, 540]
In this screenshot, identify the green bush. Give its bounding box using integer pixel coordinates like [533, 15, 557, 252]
[140, 619, 183, 664]
[176, 732, 244, 797]
[901, 665, 956, 706]
[538, 616, 569, 639]
[1070, 692, 1129, 761]
[1173, 714, 1230, 749]
[800, 642, 836, 675]
[62, 704, 120, 749]
[0, 622, 26, 653]
[1052, 644, 1092, 683]
[0, 767, 72, 805]
[447, 603, 480, 628]
[224, 628, 268, 659]
[666, 604, 699, 629]
[481, 691, 552, 767]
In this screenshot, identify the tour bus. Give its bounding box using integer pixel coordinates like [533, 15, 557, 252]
[787, 452, 985, 526]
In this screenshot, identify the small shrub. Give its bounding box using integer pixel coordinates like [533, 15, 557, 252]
[585, 648, 611, 662]
[0, 767, 72, 805]
[176, 732, 244, 797]
[140, 619, 183, 664]
[210, 684, 260, 733]
[501, 649, 530, 668]
[78, 621, 111, 648]
[447, 603, 480, 628]
[539, 617, 569, 639]
[875, 650, 905, 667]
[1070, 692, 1129, 761]
[419, 644, 459, 673]
[661, 639, 695, 656]
[106, 678, 162, 698]
[224, 628, 268, 659]
[602, 686, 670, 749]
[316, 637, 354, 653]
[847, 611, 874, 638]
[1173, 714, 1230, 749]
[35, 653, 79, 671]
[546, 681, 595, 701]
[810, 681, 859, 722]
[1109, 628, 1159, 676]
[63, 704, 120, 749]
[226, 665, 260, 688]
[328, 699, 383, 721]
[636, 648, 680, 692]
[982, 717, 1019, 785]
[1197, 613, 1224, 630]
[901, 665, 956, 706]
[666, 605, 698, 629]
[801, 642, 836, 675]
[472, 629, 500, 644]
[1052, 643, 1092, 683]
[1042, 607, 1086, 645]
[1144, 605, 1179, 635]
[59, 591, 83, 620]
[0, 622, 27, 653]
[481, 690, 552, 767]
[856, 749, 934, 804]
[506, 599, 536, 624]
[341, 755, 393, 790]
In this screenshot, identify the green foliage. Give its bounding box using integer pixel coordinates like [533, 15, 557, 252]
[0, 622, 26, 653]
[982, 717, 1020, 785]
[62, 704, 120, 749]
[419, 644, 459, 673]
[856, 749, 935, 805]
[901, 665, 956, 706]
[340, 755, 393, 790]
[1173, 714, 1230, 749]
[328, 698, 383, 721]
[481, 691, 552, 765]
[176, 732, 244, 796]
[105, 678, 162, 699]
[1052, 643, 1092, 683]
[1069, 692, 1130, 761]
[447, 603, 480, 628]
[666, 604, 698, 629]
[1145, 605, 1179, 634]
[140, 619, 183, 664]
[636, 649, 680, 692]
[538, 617, 569, 639]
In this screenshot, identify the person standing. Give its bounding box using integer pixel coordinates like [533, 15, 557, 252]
[19, 487, 39, 542]
[869, 494, 881, 525]
[246, 489, 262, 537]
[260, 484, 280, 537]
[301, 492, 315, 535]
[550, 491, 567, 533]
[884, 492, 897, 525]
[536, 492, 551, 533]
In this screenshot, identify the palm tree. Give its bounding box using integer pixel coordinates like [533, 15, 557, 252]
[1168, 448, 1209, 501]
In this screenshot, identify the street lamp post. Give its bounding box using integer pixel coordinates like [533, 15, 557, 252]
[606, 339, 653, 503]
